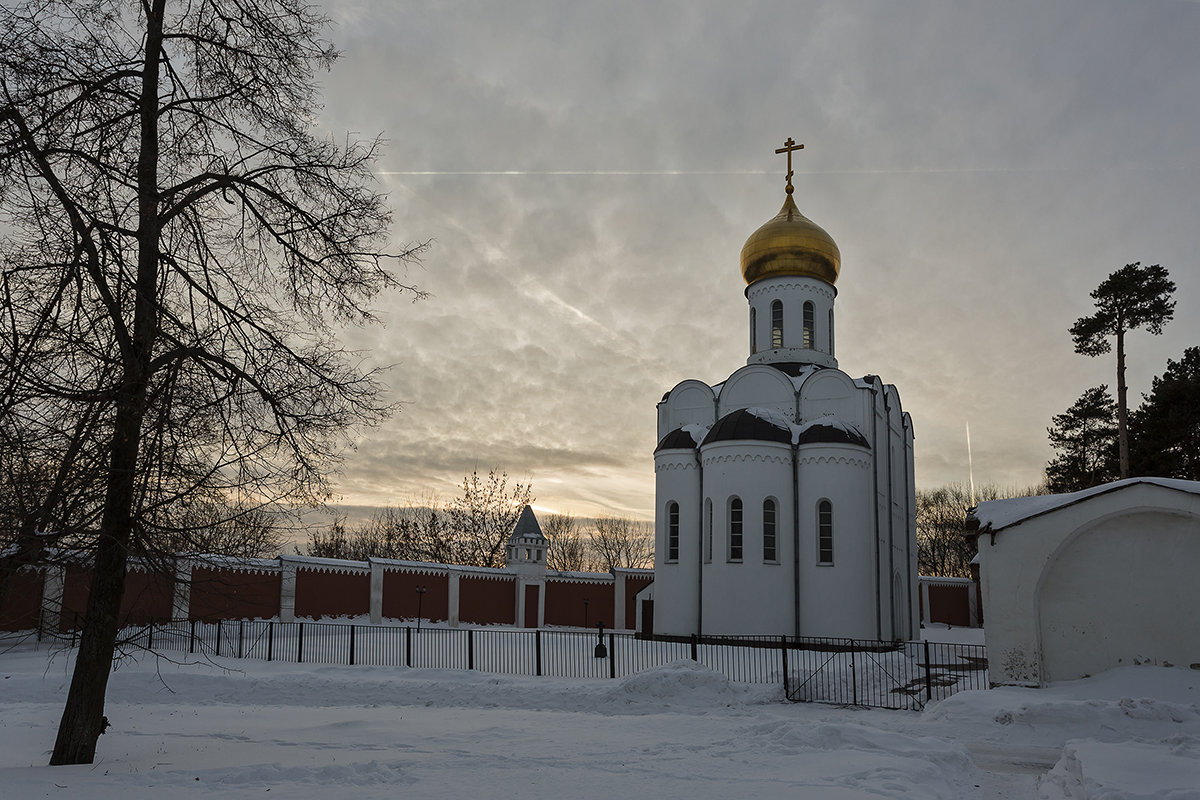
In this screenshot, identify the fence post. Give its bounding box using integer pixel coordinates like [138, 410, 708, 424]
[147, 618, 154, 651]
[535, 629, 542, 677]
[780, 636, 789, 698]
[349, 624, 356, 666]
[690, 633, 698, 662]
[238, 620, 244, 659]
[924, 640, 932, 702]
[267, 621, 274, 662]
[215, 620, 222, 657]
[468, 629, 475, 671]
[72, 612, 79, 648]
[190, 619, 196, 654]
[850, 641, 858, 706]
[297, 621, 304, 664]
[608, 633, 616, 679]
[406, 625, 412, 668]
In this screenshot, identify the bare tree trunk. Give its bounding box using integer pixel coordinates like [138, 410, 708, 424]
[1116, 319, 1130, 479]
[50, 0, 165, 764]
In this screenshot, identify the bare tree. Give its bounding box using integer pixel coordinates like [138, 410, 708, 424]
[0, 0, 423, 764]
[587, 515, 653, 572]
[303, 498, 449, 563]
[543, 512, 588, 572]
[917, 483, 1046, 577]
[445, 469, 533, 568]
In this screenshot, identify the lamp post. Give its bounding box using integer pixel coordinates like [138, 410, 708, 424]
[583, 598, 589, 629]
[415, 585, 427, 633]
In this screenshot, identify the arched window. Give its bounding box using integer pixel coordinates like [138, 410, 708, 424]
[817, 500, 834, 564]
[728, 497, 743, 562]
[763, 498, 777, 562]
[749, 307, 757, 354]
[704, 498, 713, 562]
[803, 301, 814, 348]
[829, 308, 835, 356]
[771, 300, 783, 349]
[667, 501, 680, 562]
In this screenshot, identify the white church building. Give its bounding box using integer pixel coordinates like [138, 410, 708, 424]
[649, 141, 918, 641]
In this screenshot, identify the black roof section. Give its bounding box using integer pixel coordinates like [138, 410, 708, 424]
[701, 408, 792, 446]
[655, 428, 700, 452]
[796, 421, 870, 448]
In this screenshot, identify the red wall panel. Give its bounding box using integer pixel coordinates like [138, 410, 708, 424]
[624, 576, 653, 630]
[544, 580, 612, 628]
[189, 567, 281, 621]
[294, 569, 370, 620]
[458, 575, 514, 625]
[381, 571, 449, 622]
[926, 584, 971, 627]
[0, 569, 44, 631]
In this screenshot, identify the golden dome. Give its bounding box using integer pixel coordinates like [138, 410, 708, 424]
[740, 192, 841, 286]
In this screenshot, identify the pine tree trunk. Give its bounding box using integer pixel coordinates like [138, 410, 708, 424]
[49, 0, 165, 765]
[1116, 321, 1130, 479]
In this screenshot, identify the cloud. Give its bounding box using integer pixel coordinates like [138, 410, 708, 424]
[311, 0, 1200, 516]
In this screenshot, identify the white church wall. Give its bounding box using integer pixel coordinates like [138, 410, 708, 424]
[659, 380, 716, 439]
[798, 369, 865, 429]
[699, 439, 795, 636]
[796, 443, 875, 639]
[716, 365, 797, 420]
[745, 277, 837, 368]
[977, 482, 1200, 686]
[653, 449, 701, 635]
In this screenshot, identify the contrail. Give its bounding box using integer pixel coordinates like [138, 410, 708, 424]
[377, 170, 773, 176]
[376, 165, 1116, 177]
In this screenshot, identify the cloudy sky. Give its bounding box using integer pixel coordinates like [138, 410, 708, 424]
[309, 0, 1200, 520]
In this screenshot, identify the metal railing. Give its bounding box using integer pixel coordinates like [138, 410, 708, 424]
[12, 619, 988, 710]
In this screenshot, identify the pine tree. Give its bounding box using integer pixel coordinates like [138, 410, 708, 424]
[1130, 347, 1200, 480]
[1069, 263, 1175, 478]
[1045, 386, 1119, 493]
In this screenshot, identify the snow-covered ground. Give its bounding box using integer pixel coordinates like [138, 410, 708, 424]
[2, 637, 1198, 799]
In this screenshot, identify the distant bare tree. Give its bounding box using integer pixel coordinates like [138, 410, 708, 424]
[303, 498, 449, 563]
[587, 516, 653, 572]
[445, 469, 533, 568]
[1, 0, 424, 765]
[917, 483, 1046, 577]
[543, 512, 588, 572]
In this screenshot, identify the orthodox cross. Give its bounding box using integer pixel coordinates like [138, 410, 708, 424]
[774, 137, 804, 194]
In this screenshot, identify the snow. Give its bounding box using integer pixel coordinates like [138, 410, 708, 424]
[970, 477, 1200, 533]
[4, 639, 1199, 799]
[744, 406, 868, 446]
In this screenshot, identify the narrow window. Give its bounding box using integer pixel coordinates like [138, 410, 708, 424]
[667, 501, 680, 562]
[728, 497, 743, 561]
[818, 500, 833, 564]
[803, 301, 814, 348]
[828, 308, 835, 356]
[771, 300, 783, 349]
[749, 307, 757, 354]
[763, 498, 777, 562]
[704, 498, 713, 562]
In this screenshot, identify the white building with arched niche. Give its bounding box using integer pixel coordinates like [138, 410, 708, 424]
[650, 154, 917, 641]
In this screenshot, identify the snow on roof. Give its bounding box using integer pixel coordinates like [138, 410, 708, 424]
[745, 407, 868, 447]
[969, 477, 1200, 533]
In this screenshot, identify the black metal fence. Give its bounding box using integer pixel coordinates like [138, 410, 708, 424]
[27, 619, 988, 710]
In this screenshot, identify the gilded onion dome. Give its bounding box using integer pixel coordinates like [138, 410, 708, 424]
[739, 192, 841, 287]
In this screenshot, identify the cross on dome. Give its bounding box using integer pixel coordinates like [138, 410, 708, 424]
[774, 137, 804, 195]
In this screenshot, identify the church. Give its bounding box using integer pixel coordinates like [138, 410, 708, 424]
[649, 140, 918, 641]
